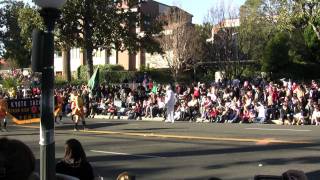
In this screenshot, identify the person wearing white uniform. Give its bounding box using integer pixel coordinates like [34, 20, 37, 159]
[165, 85, 176, 123]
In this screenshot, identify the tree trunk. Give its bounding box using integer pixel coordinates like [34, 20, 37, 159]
[62, 48, 71, 82]
[84, 0, 94, 79]
[86, 47, 94, 79]
[82, 49, 87, 65]
[116, 50, 119, 64]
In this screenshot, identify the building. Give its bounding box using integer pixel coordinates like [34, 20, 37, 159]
[54, 0, 193, 75]
[206, 18, 240, 43]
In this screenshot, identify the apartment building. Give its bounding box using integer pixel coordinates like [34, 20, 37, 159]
[54, 0, 193, 74]
[206, 18, 240, 43]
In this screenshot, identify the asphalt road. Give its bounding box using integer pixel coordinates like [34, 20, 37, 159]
[1, 118, 320, 180]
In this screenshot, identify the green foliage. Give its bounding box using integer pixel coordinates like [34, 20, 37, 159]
[239, 0, 280, 62]
[77, 64, 126, 83]
[104, 71, 136, 83]
[140, 68, 174, 83]
[17, 5, 43, 50]
[75, 65, 190, 84]
[0, 1, 30, 68]
[278, 0, 320, 41]
[59, 0, 163, 77]
[262, 32, 290, 73]
[77, 65, 89, 80]
[241, 66, 260, 79]
[302, 25, 320, 63]
[54, 76, 68, 87]
[1, 76, 20, 90]
[202, 70, 216, 83]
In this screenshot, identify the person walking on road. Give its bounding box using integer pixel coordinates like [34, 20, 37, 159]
[72, 91, 87, 131]
[165, 85, 176, 123]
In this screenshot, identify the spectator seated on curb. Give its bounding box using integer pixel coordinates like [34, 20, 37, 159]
[254, 102, 267, 124]
[107, 102, 117, 119]
[311, 105, 320, 125]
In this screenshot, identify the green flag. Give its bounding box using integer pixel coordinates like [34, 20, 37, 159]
[88, 68, 99, 91]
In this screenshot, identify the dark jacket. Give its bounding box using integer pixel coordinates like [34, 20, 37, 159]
[56, 160, 94, 180]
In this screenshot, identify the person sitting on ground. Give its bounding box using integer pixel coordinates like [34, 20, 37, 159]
[133, 102, 143, 120]
[187, 95, 199, 122]
[107, 102, 117, 119]
[209, 106, 219, 122]
[56, 139, 94, 180]
[311, 105, 320, 125]
[255, 102, 267, 124]
[227, 105, 240, 123]
[240, 107, 251, 124]
[0, 137, 37, 180]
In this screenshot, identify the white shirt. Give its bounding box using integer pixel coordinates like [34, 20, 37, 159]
[165, 89, 175, 107]
[257, 105, 266, 118]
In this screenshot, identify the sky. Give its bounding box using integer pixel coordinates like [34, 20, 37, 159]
[157, 0, 246, 24]
[24, 0, 246, 24]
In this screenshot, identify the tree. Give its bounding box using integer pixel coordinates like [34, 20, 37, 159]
[17, 3, 77, 82]
[278, 0, 320, 40]
[205, 2, 247, 79]
[0, 0, 30, 68]
[262, 32, 290, 75]
[57, 0, 163, 78]
[56, 0, 82, 81]
[239, 0, 281, 63]
[159, 7, 202, 81]
[17, 5, 43, 50]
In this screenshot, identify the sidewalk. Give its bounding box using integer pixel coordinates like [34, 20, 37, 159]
[91, 115, 284, 124]
[91, 115, 165, 122]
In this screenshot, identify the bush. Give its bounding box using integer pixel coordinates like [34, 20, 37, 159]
[77, 64, 125, 82]
[54, 76, 68, 87]
[104, 71, 136, 83]
[1, 77, 20, 90]
[77, 65, 89, 80]
[140, 68, 174, 83]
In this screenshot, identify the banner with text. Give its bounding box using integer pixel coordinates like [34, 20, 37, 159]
[7, 98, 40, 124]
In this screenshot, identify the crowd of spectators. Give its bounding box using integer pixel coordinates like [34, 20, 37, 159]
[1, 69, 320, 125]
[58, 77, 320, 126]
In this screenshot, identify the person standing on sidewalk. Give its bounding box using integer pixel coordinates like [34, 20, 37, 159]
[165, 85, 176, 123]
[0, 94, 8, 131]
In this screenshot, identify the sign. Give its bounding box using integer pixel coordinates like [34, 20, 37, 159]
[7, 98, 40, 123]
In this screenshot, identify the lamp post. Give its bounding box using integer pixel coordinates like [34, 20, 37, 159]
[33, 1, 66, 180]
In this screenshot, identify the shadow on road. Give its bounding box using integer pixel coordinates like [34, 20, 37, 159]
[206, 156, 320, 169]
[306, 170, 320, 180]
[56, 122, 128, 130]
[148, 142, 320, 158]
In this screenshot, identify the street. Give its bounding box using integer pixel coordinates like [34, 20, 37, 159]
[2, 118, 320, 180]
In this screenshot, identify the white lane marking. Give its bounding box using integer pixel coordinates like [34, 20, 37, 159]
[90, 150, 165, 158]
[246, 128, 312, 132]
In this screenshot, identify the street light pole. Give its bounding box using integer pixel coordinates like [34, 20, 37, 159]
[39, 8, 60, 180]
[33, 0, 66, 179]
